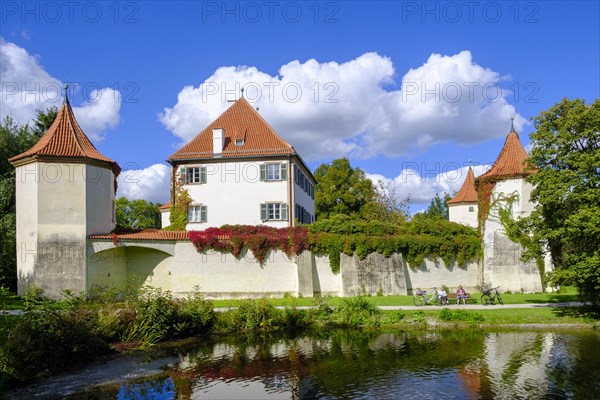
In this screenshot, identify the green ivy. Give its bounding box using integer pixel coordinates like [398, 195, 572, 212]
[186, 219, 482, 274]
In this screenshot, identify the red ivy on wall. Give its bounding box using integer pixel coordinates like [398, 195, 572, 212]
[188, 225, 310, 266]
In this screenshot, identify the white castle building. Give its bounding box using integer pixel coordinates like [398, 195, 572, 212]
[160, 97, 316, 229]
[448, 120, 552, 292]
[9, 92, 549, 298]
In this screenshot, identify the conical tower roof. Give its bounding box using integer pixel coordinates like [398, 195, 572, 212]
[478, 120, 529, 181]
[447, 167, 478, 204]
[9, 92, 120, 175]
[168, 97, 296, 162]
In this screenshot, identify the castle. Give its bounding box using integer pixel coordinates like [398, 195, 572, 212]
[9, 94, 550, 299]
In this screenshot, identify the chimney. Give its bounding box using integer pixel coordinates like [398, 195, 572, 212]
[212, 128, 224, 157]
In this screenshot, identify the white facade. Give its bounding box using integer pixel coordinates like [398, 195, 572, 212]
[166, 157, 315, 230]
[448, 203, 478, 228]
[14, 161, 116, 296]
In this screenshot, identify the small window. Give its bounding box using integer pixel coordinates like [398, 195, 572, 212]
[111, 200, 116, 223]
[235, 139, 244, 146]
[187, 167, 207, 184]
[188, 205, 207, 223]
[260, 163, 288, 181]
[468, 206, 474, 212]
[260, 203, 288, 221]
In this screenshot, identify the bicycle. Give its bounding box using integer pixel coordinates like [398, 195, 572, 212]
[413, 289, 442, 306]
[481, 286, 504, 305]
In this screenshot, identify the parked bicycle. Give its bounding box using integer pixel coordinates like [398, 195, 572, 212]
[413, 289, 441, 306]
[481, 286, 504, 305]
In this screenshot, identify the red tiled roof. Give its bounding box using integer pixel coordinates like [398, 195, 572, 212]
[159, 200, 171, 210]
[168, 97, 296, 161]
[447, 167, 478, 204]
[88, 229, 189, 241]
[478, 131, 530, 180]
[9, 97, 120, 174]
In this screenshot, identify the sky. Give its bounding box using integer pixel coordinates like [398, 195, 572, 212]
[1, 0, 599, 212]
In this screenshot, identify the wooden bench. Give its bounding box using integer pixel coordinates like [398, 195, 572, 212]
[447, 292, 473, 304]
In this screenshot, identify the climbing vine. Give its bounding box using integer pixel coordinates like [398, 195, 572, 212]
[187, 221, 482, 274]
[496, 194, 547, 289]
[164, 176, 192, 231]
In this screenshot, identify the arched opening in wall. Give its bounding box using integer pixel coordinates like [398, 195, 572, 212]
[87, 246, 173, 296]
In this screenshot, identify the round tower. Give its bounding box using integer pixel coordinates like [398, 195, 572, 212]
[9, 88, 120, 298]
[447, 166, 478, 228]
[475, 119, 541, 292]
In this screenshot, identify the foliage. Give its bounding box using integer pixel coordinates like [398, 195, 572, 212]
[516, 99, 600, 304]
[439, 308, 485, 323]
[0, 110, 56, 292]
[314, 158, 376, 220]
[423, 193, 452, 220]
[334, 296, 381, 326]
[361, 179, 410, 223]
[188, 219, 481, 273]
[115, 197, 162, 230]
[164, 177, 192, 231]
[0, 306, 111, 384]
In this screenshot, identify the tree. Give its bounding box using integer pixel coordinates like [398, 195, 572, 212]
[361, 179, 409, 223]
[314, 158, 376, 220]
[115, 197, 162, 230]
[0, 109, 57, 291]
[518, 98, 600, 303]
[423, 193, 451, 220]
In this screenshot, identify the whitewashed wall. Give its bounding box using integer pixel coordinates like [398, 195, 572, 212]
[404, 258, 481, 294]
[448, 203, 478, 228]
[85, 240, 546, 298]
[182, 159, 290, 229]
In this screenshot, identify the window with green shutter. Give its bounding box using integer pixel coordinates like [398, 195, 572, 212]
[260, 203, 288, 221]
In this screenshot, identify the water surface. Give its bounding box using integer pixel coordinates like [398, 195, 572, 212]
[11, 329, 600, 399]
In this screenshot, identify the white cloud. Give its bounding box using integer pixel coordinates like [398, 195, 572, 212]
[0, 38, 121, 140]
[117, 163, 171, 204]
[72, 88, 121, 140]
[160, 50, 526, 160]
[366, 164, 491, 206]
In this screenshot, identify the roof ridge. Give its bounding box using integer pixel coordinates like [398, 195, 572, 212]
[63, 97, 87, 156]
[447, 166, 478, 204]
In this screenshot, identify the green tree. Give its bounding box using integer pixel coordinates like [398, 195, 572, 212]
[314, 158, 376, 220]
[423, 193, 451, 220]
[361, 179, 409, 223]
[115, 197, 161, 230]
[0, 109, 57, 291]
[518, 98, 600, 303]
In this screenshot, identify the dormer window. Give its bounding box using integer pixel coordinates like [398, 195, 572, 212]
[235, 139, 244, 146]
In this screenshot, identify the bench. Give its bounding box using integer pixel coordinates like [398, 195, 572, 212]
[447, 292, 474, 305]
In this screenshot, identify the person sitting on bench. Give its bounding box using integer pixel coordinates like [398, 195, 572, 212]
[437, 287, 448, 305]
[456, 285, 467, 305]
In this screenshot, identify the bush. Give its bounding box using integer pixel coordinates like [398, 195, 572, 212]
[335, 296, 381, 326]
[439, 308, 484, 323]
[0, 309, 111, 384]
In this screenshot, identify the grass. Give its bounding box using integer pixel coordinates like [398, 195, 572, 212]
[0, 286, 585, 310]
[390, 306, 598, 326]
[211, 287, 580, 308]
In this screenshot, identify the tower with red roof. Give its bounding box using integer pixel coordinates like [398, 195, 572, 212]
[9, 87, 120, 297]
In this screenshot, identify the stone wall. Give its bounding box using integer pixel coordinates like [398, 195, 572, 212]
[84, 240, 544, 299]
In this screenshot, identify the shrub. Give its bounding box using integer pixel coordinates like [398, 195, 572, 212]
[0, 309, 111, 384]
[335, 296, 381, 326]
[439, 308, 484, 323]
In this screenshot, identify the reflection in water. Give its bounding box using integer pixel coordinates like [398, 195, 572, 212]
[51, 329, 600, 399]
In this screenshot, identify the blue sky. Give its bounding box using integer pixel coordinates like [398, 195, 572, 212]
[1, 1, 598, 210]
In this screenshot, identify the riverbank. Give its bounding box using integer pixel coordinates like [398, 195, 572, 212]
[1, 289, 598, 393]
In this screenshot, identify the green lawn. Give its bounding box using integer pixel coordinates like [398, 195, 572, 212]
[0, 287, 583, 310]
[211, 287, 580, 308]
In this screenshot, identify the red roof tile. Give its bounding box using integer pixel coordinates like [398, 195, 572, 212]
[447, 167, 478, 204]
[159, 200, 171, 210]
[88, 229, 189, 241]
[478, 130, 530, 180]
[9, 98, 120, 174]
[168, 97, 296, 161]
